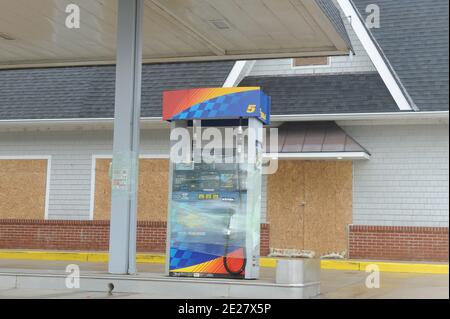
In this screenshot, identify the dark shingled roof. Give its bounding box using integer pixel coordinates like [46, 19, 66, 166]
[239, 73, 398, 115]
[0, 1, 447, 119]
[353, 0, 449, 111]
[0, 62, 234, 120]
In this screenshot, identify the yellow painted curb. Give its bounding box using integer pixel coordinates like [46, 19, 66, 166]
[0, 251, 447, 275]
[0, 251, 90, 262]
[320, 259, 448, 275]
[260, 257, 277, 268]
[136, 254, 165, 264]
[86, 253, 109, 263]
[321, 260, 361, 271]
[358, 261, 449, 275]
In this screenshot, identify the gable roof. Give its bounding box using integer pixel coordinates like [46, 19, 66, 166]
[352, 0, 449, 111]
[1, 0, 448, 121]
[0, 62, 234, 120]
[240, 73, 398, 115]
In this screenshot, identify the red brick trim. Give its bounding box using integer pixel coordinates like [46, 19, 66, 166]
[0, 219, 270, 256]
[0, 219, 167, 227]
[350, 225, 449, 234]
[0, 219, 111, 226]
[260, 223, 270, 256]
[349, 225, 449, 262]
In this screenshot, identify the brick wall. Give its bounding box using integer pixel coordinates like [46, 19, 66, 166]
[260, 223, 270, 256]
[2, 220, 447, 262]
[349, 225, 449, 261]
[0, 219, 270, 256]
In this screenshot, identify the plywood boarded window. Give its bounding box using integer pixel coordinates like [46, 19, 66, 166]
[0, 159, 48, 219]
[293, 57, 329, 67]
[93, 159, 169, 221]
[267, 160, 352, 257]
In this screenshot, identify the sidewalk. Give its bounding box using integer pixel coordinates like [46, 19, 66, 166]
[0, 259, 448, 299]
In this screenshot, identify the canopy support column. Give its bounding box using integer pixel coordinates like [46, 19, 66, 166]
[108, 0, 143, 275]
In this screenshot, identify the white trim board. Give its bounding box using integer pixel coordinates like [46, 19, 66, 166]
[336, 0, 414, 111]
[0, 155, 52, 220]
[0, 50, 348, 70]
[270, 111, 449, 122]
[0, 112, 447, 128]
[223, 61, 255, 88]
[89, 154, 170, 220]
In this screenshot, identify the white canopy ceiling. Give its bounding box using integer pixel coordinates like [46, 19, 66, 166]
[0, 0, 351, 68]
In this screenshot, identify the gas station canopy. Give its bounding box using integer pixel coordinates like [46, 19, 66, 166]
[0, 0, 353, 275]
[0, 0, 351, 68]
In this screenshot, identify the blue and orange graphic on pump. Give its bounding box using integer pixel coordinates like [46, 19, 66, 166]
[162, 87, 270, 125]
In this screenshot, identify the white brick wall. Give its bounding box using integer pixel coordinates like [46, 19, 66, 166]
[343, 124, 449, 227]
[249, 5, 375, 77]
[1, 124, 447, 227]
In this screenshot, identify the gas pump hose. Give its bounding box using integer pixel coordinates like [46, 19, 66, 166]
[223, 119, 247, 276]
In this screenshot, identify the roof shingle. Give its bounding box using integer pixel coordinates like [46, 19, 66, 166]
[353, 0, 449, 111]
[239, 73, 399, 115]
[0, 62, 234, 120]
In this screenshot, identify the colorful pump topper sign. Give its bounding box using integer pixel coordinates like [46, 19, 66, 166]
[162, 87, 271, 125]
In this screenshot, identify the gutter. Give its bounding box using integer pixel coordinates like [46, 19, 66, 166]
[264, 152, 370, 161]
[270, 111, 449, 122]
[0, 112, 448, 127]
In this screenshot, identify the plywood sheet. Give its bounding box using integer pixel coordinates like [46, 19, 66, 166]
[335, 161, 353, 252]
[94, 159, 169, 221]
[0, 159, 48, 219]
[267, 160, 353, 256]
[267, 161, 305, 249]
[304, 161, 338, 254]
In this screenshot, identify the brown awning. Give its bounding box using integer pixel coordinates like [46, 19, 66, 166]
[267, 122, 370, 156]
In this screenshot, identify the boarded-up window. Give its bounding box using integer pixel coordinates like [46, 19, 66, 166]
[293, 57, 329, 67]
[0, 159, 48, 219]
[94, 159, 169, 221]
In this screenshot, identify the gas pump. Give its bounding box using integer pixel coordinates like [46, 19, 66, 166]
[163, 87, 270, 279]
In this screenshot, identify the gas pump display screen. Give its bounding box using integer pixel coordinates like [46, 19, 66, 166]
[168, 162, 248, 278]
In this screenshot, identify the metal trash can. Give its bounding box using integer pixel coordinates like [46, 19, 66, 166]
[275, 259, 321, 298]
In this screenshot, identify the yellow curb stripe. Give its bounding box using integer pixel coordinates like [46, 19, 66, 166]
[136, 254, 165, 264]
[260, 257, 277, 268]
[86, 253, 109, 263]
[321, 260, 361, 271]
[0, 251, 89, 262]
[0, 251, 447, 274]
[358, 261, 449, 275]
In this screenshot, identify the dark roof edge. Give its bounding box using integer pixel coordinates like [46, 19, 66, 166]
[0, 111, 447, 125]
[242, 71, 378, 80]
[316, 0, 354, 52]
